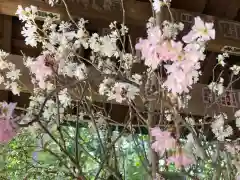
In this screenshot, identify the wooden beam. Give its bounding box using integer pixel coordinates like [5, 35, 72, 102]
[163, 8, 240, 54]
[224, 0, 240, 19]
[0, 0, 151, 25]
[1, 1, 240, 54]
[203, 0, 240, 19]
[2, 15, 12, 52]
[171, 0, 207, 13]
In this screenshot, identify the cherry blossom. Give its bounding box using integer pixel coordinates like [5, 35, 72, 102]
[0, 102, 18, 143]
[135, 26, 165, 69]
[230, 65, 240, 75]
[107, 82, 139, 103]
[182, 16, 215, 43]
[151, 127, 176, 155]
[217, 53, 228, 67]
[208, 77, 224, 95]
[153, 0, 163, 13]
[135, 30, 182, 69]
[135, 16, 213, 95]
[152, 0, 171, 13]
[163, 60, 200, 95]
[29, 55, 53, 89]
[0, 119, 18, 143]
[211, 114, 233, 141]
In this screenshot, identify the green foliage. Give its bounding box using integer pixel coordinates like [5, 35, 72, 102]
[0, 127, 216, 180]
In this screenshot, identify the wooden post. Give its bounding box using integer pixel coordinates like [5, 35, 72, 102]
[2, 15, 12, 52]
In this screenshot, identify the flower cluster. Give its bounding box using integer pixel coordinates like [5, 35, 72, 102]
[211, 113, 233, 141]
[15, 5, 140, 104]
[230, 65, 240, 75]
[29, 55, 53, 89]
[136, 16, 215, 95]
[0, 50, 21, 95]
[151, 127, 194, 168]
[153, 0, 171, 13]
[208, 77, 224, 95]
[99, 78, 139, 103]
[217, 52, 229, 67]
[151, 127, 176, 156]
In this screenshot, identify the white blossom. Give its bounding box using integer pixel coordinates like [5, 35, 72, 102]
[217, 54, 226, 67]
[62, 62, 77, 77]
[131, 74, 142, 85]
[164, 110, 172, 122]
[109, 21, 117, 29]
[75, 29, 89, 49]
[23, 56, 34, 67]
[99, 78, 114, 96]
[235, 110, 240, 129]
[211, 113, 232, 141]
[162, 21, 184, 39]
[120, 24, 129, 36]
[89, 33, 100, 52]
[208, 77, 224, 95]
[0, 50, 9, 59]
[122, 53, 135, 70]
[59, 21, 71, 32]
[125, 84, 140, 101]
[230, 65, 240, 75]
[107, 82, 139, 103]
[6, 69, 21, 81]
[75, 63, 87, 80]
[16, 5, 37, 21]
[58, 88, 71, 108]
[8, 82, 20, 95]
[48, 0, 59, 6]
[21, 21, 38, 47]
[146, 17, 155, 29]
[100, 36, 118, 58]
[0, 75, 4, 84]
[152, 0, 163, 13]
[185, 117, 195, 126]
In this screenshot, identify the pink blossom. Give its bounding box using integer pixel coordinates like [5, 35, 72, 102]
[136, 18, 213, 95]
[157, 41, 175, 61]
[163, 48, 203, 95]
[0, 102, 18, 143]
[0, 118, 17, 143]
[151, 127, 176, 155]
[182, 16, 215, 43]
[169, 40, 184, 61]
[163, 60, 200, 94]
[29, 55, 52, 89]
[135, 27, 168, 69]
[135, 38, 161, 69]
[167, 153, 195, 168]
[135, 39, 182, 69]
[0, 102, 17, 119]
[135, 25, 185, 70]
